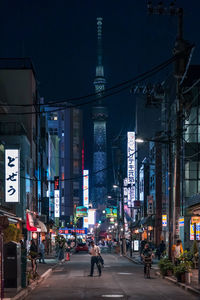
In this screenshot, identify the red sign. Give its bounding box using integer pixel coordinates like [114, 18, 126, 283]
[54, 176, 59, 190]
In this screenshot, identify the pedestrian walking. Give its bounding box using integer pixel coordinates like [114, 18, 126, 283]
[39, 240, 46, 264]
[88, 240, 101, 277]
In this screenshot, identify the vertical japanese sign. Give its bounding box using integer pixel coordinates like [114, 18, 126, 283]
[127, 132, 136, 207]
[5, 149, 20, 202]
[83, 170, 89, 228]
[54, 176, 60, 218]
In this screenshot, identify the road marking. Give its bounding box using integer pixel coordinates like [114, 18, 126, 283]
[117, 272, 132, 275]
[102, 295, 124, 298]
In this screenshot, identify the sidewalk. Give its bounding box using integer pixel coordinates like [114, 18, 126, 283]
[124, 251, 200, 296]
[4, 255, 58, 300]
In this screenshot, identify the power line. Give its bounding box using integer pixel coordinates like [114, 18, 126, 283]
[0, 55, 177, 115]
[0, 55, 176, 108]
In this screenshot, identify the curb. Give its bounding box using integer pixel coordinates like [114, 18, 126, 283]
[4, 264, 58, 300]
[123, 255, 142, 265]
[155, 271, 200, 296]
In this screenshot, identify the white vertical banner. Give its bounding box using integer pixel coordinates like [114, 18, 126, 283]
[127, 132, 136, 207]
[5, 149, 20, 202]
[54, 190, 60, 217]
[83, 170, 89, 228]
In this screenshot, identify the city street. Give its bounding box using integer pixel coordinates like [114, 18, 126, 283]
[26, 253, 198, 300]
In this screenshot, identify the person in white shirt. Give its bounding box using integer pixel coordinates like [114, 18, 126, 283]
[88, 240, 101, 277]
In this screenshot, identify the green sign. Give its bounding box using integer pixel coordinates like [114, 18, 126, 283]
[76, 206, 88, 217]
[105, 207, 117, 218]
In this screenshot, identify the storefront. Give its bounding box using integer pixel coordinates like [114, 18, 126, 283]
[26, 210, 47, 244]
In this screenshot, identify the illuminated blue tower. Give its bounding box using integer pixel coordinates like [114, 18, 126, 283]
[92, 17, 108, 208]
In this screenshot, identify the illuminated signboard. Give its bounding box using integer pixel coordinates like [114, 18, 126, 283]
[123, 178, 128, 204]
[134, 240, 139, 251]
[190, 221, 200, 240]
[76, 206, 88, 217]
[54, 190, 60, 217]
[179, 217, 184, 227]
[191, 216, 200, 224]
[83, 170, 89, 207]
[162, 215, 167, 227]
[59, 228, 87, 235]
[54, 176, 59, 190]
[88, 209, 95, 225]
[127, 132, 136, 207]
[83, 170, 89, 228]
[5, 149, 20, 202]
[105, 207, 117, 218]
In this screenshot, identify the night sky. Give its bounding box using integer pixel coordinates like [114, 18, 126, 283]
[1, 0, 200, 186]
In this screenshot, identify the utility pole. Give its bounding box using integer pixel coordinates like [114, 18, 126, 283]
[147, 1, 192, 254]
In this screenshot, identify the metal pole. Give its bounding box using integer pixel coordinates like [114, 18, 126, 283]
[168, 138, 173, 260]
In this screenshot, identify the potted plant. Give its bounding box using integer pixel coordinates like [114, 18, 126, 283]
[174, 263, 187, 282]
[174, 261, 192, 283]
[159, 258, 174, 277]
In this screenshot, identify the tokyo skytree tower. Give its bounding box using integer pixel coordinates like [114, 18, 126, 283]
[92, 17, 108, 208]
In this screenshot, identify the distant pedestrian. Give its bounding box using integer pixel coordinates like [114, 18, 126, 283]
[39, 240, 46, 264]
[158, 240, 166, 259]
[172, 240, 183, 265]
[140, 239, 147, 260]
[58, 239, 65, 263]
[88, 240, 101, 277]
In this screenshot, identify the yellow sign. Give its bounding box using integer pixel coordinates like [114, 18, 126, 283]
[191, 216, 200, 224]
[162, 215, 167, 227]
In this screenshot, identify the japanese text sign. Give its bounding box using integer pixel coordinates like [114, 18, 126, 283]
[54, 190, 60, 217]
[5, 149, 20, 202]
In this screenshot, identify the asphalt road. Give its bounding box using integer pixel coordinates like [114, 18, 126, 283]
[26, 253, 199, 300]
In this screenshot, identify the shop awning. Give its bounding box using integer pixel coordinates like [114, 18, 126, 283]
[26, 212, 47, 233]
[0, 209, 22, 224]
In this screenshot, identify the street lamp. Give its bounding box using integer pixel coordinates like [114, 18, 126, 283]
[113, 184, 118, 189]
[135, 138, 145, 143]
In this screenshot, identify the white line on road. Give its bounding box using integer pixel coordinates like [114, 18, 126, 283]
[117, 272, 132, 275]
[102, 295, 124, 298]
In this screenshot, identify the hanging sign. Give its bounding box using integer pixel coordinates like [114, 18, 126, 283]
[5, 149, 20, 202]
[179, 217, 184, 227]
[54, 190, 60, 217]
[162, 215, 167, 227]
[76, 206, 88, 217]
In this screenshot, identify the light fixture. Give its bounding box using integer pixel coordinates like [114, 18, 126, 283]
[113, 184, 118, 189]
[107, 195, 112, 199]
[135, 138, 144, 143]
